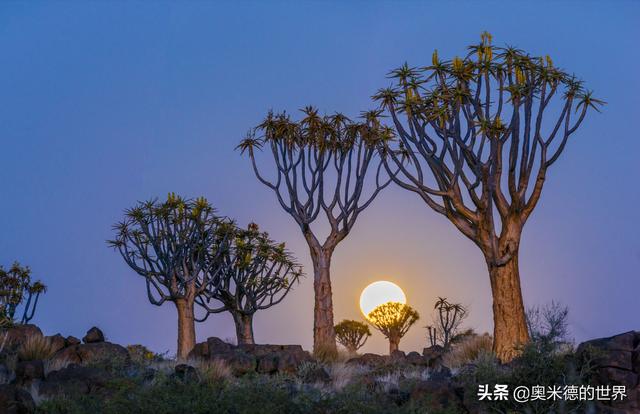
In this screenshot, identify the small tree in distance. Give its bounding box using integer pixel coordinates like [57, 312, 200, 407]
[195, 222, 303, 345]
[426, 297, 468, 350]
[108, 194, 227, 360]
[0, 262, 47, 327]
[367, 302, 419, 354]
[334, 319, 371, 354]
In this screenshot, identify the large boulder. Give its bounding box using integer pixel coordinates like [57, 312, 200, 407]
[408, 378, 464, 412]
[0, 384, 35, 414]
[46, 334, 66, 354]
[39, 364, 112, 398]
[48, 342, 130, 371]
[82, 327, 105, 344]
[576, 331, 640, 413]
[189, 338, 313, 376]
[346, 353, 388, 367]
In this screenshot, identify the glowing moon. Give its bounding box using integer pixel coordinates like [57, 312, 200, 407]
[359, 281, 406, 318]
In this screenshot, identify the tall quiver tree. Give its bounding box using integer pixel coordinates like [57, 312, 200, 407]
[108, 194, 226, 360]
[195, 222, 303, 345]
[238, 107, 394, 355]
[374, 33, 603, 362]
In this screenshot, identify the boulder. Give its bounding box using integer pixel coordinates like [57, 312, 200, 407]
[65, 336, 81, 347]
[46, 334, 66, 354]
[256, 353, 278, 374]
[208, 337, 234, 355]
[347, 353, 388, 367]
[633, 344, 640, 373]
[14, 360, 44, 384]
[82, 327, 105, 344]
[212, 351, 256, 376]
[39, 364, 111, 398]
[49, 342, 130, 369]
[405, 351, 424, 365]
[0, 384, 35, 414]
[174, 364, 199, 382]
[390, 350, 406, 362]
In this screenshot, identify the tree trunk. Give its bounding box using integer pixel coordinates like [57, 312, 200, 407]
[311, 249, 337, 356]
[389, 335, 400, 354]
[175, 298, 196, 361]
[233, 313, 254, 345]
[487, 254, 530, 362]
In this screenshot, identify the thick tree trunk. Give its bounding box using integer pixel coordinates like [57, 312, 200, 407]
[389, 335, 400, 354]
[175, 298, 196, 361]
[233, 313, 254, 345]
[311, 249, 337, 356]
[487, 254, 530, 362]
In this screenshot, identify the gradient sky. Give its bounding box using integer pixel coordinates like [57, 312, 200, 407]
[0, 1, 638, 355]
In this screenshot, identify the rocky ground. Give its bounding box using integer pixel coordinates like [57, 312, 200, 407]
[0, 324, 638, 413]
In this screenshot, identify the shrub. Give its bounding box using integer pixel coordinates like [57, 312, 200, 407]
[443, 333, 493, 369]
[18, 334, 55, 361]
[196, 359, 232, 383]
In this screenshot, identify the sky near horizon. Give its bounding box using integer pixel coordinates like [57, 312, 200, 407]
[0, 1, 638, 355]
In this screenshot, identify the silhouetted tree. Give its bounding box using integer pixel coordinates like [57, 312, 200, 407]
[374, 32, 602, 361]
[367, 302, 419, 354]
[0, 262, 46, 326]
[334, 319, 371, 354]
[426, 297, 468, 349]
[238, 107, 394, 355]
[108, 194, 227, 360]
[195, 223, 303, 345]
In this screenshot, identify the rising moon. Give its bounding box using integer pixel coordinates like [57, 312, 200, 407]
[359, 281, 407, 318]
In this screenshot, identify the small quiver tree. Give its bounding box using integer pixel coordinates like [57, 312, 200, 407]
[108, 194, 227, 360]
[367, 302, 419, 354]
[426, 297, 468, 350]
[195, 222, 303, 345]
[0, 262, 47, 327]
[334, 319, 371, 354]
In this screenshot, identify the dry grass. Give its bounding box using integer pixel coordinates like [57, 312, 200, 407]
[18, 334, 55, 361]
[327, 362, 366, 391]
[196, 359, 232, 383]
[443, 333, 493, 369]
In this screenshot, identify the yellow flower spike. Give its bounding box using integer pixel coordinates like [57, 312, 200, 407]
[432, 49, 439, 66]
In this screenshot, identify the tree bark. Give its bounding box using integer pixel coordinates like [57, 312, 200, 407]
[487, 254, 530, 362]
[175, 298, 196, 361]
[233, 313, 255, 345]
[311, 248, 337, 356]
[389, 336, 400, 354]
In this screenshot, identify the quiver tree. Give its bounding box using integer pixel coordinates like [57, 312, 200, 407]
[426, 297, 468, 349]
[0, 262, 47, 327]
[334, 319, 371, 354]
[238, 107, 394, 355]
[367, 302, 419, 354]
[195, 222, 303, 345]
[374, 33, 603, 361]
[108, 194, 227, 360]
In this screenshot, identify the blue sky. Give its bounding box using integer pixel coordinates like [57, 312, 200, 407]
[0, 1, 638, 354]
